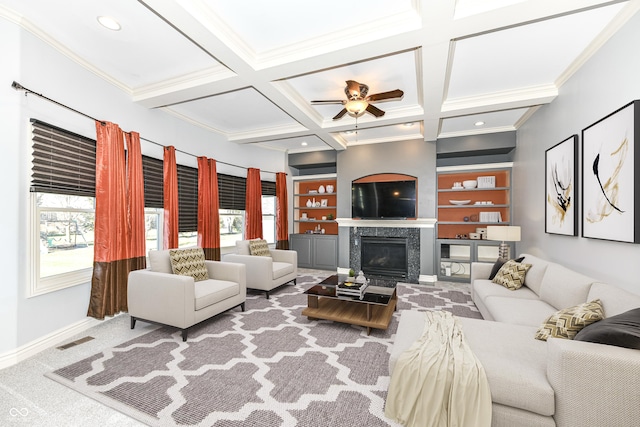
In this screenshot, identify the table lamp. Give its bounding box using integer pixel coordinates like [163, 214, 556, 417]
[486, 225, 521, 260]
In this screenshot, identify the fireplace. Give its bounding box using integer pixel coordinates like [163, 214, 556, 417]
[361, 236, 408, 279]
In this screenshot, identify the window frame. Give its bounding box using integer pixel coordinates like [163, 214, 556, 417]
[28, 193, 95, 297]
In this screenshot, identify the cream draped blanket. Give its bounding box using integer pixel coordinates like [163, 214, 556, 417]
[385, 311, 491, 427]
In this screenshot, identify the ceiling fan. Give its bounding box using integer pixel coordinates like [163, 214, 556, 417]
[311, 80, 404, 120]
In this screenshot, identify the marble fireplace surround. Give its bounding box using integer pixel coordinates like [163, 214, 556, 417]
[341, 219, 436, 283]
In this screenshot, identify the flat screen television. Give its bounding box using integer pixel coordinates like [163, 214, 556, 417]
[352, 180, 416, 219]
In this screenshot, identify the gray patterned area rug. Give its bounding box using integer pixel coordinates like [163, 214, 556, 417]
[46, 273, 481, 427]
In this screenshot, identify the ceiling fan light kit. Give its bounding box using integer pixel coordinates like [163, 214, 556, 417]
[311, 80, 403, 120]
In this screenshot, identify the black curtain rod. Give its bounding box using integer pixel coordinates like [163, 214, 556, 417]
[11, 81, 281, 175]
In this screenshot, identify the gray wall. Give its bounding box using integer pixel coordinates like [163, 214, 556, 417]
[514, 11, 640, 294]
[335, 139, 437, 275]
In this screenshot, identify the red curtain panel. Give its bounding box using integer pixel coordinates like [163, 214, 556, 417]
[125, 131, 147, 267]
[245, 167, 263, 240]
[276, 172, 289, 249]
[88, 121, 129, 319]
[208, 158, 221, 260]
[197, 156, 211, 251]
[163, 146, 179, 249]
[197, 157, 220, 260]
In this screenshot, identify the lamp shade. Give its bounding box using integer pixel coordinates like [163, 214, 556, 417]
[345, 99, 368, 116]
[486, 225, 521, 242]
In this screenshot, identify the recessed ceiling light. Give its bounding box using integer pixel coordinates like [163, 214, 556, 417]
[475, 121, 485, 126]
[403, 122, 414, 127]
[301, 141, 308, 146]
[97, 16, 121, 31]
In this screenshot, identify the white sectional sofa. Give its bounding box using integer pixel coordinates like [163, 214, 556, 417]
[390, 253, 640, 427]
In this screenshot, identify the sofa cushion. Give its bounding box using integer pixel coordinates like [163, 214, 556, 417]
[538, 263, 595, 310]
[574, 307, 640, 350]
[519, 254, 549, 296]
[474, 279, 540, 302]
[249, 239, 271, 257]
[488, 256, 525, 280]
[535, 299, 604, 341]
[148, 250, 172, 274]
[484, 297, 558, 327]
[272, 261, 294, 279]
[458, 317, 555, 417]
[492, 260, 532, 290]
[587, 282, 640, 317]
[235, 240, 251, 255]
[194, 279, 239, 310]
[169, 248, 209, 282]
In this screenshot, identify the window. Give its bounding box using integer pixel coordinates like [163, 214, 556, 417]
[262, 195, 276, 244]
[32, 193, 95, 295]
[220, 209, 244, 248]
[144, 208, 163, 255]
[29, 120, 97, 296]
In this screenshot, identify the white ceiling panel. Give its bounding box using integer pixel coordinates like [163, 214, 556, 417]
[454, 0, 526, 20]
[285, 50, 419, 123]
[201, 0, 416, 54]
[255, 135, 331, 153]
[447, 3, 627, 100]
[440, 108, 530, 137]
[338, 122, 424, 147]
[4, 0, 220, 88]
[167, 88, 300, 134]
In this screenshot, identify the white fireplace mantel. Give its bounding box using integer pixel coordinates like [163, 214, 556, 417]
[336, 218, 437, 228]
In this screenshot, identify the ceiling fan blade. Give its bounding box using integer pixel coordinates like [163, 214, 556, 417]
[311, 100, 345, 104]
[333, 108, 348, 120]
[366, 89, 404, 102]
[366, 104, 385, 117]
[345, 80, 362, 98]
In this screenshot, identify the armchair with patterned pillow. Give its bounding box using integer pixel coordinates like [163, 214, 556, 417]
[222, 239, 297, 299]
[128, 248, 246, 341]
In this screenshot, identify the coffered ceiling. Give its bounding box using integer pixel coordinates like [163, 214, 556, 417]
[3, 0, 638, 153]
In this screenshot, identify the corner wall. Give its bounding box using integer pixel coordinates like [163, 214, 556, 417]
[514, 11, 640, 294]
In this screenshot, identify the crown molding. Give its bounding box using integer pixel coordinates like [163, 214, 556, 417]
[132, 65, 236, 103]
[441, 84, 558, 116]
[1, 7, 132, 96]
[438, 125, 515, 139]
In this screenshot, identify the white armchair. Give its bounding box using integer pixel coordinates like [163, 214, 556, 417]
[128, 249, 246, 341]
[223, 240, 297, 299]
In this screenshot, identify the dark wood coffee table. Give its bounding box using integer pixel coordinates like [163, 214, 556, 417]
[302, 275, 397, 335]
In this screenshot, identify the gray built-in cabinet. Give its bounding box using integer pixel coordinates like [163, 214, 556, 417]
[289, 234, 338, 270]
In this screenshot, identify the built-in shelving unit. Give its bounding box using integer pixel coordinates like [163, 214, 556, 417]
[291, 174, 338, 270]
[292, 174, 338, 235]
[436, 165, 512, 282]
[436, 168, 511, 239]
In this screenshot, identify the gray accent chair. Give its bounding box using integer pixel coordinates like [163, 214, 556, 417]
[222, 240, 297, 299]
[128, 249, 246, 341]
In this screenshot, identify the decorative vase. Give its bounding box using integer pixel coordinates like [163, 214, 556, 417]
[318, 185, 325, 194]
[306, 199, 312, 207]
[326, 185, 334, 193]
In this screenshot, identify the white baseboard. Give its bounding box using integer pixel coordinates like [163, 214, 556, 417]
[0, 317, 101, 370]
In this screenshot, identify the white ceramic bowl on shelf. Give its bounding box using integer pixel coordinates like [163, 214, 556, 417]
[462, 180, 477, 189]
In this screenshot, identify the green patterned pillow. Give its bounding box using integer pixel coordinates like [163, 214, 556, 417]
[249, 239, 271, 257]
[535, 299, 604, 341]
[492, 259, 532, 290]
[169, 248, 209, 282]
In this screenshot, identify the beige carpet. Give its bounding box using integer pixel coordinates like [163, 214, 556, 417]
[46, 273, 481, 426]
